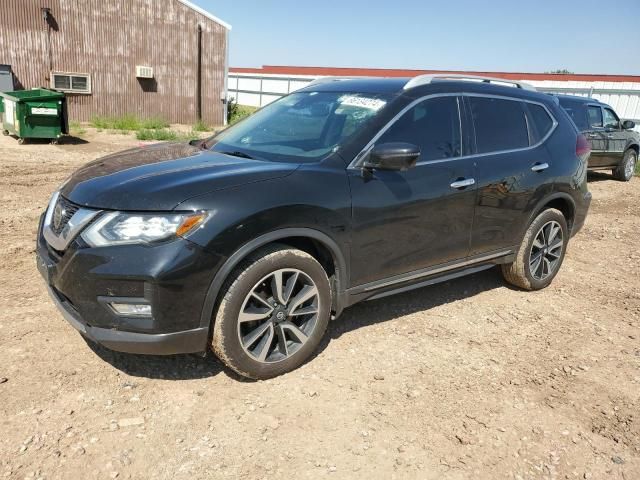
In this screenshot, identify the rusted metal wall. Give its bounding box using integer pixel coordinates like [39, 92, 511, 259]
[0, 0, 227, 125]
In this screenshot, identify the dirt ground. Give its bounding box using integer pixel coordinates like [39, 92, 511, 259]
[0, 130, 638, 480]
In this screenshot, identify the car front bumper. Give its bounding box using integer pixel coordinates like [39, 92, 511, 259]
[36, 214, 222, 355]
[44, 282, 209, 354]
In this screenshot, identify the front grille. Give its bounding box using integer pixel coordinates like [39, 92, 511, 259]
[51, 196, 79, 235]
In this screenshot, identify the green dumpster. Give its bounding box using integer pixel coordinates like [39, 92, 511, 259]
[1, 88, 67, 144]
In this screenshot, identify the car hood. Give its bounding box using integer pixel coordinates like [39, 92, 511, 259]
[60, 142, 298, 210]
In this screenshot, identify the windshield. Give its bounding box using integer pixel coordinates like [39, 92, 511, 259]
[206, 91, 391, 162]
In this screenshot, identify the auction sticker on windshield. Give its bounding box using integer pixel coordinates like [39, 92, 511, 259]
[338, 95, 387, 111]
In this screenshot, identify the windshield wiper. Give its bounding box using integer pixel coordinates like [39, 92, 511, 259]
[219, 150, 255, 160]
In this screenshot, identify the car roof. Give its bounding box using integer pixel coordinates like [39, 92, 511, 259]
[298, 77, 409, 94]
[554, 94, 606, 106]
[298, 76, 553, 104]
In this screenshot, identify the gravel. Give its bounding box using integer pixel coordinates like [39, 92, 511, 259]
[0, 133, 638, 478]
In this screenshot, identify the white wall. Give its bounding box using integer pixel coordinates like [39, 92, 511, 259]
[228, 73, 316, 107]
[228, 73, 640, 130]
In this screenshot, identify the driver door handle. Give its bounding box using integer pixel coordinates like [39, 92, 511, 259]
[531, 162, 549, 172]
[450, 178, 475, 189]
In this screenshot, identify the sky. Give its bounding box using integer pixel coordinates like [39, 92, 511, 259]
[193, 0, 640, 75]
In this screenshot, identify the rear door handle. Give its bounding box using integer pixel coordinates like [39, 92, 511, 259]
[450, 178, 475, 189]
[531, 162, 549, 172]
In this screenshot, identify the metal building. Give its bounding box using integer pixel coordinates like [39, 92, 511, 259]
[0, 0, 230, 125]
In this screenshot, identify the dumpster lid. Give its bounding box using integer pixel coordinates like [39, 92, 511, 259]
[0, 88, 65, 102]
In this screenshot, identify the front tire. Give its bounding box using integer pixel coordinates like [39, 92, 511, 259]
[211, 245, 331, 379]
[501, 208, 568, 290]
[613, 149, 637, 181]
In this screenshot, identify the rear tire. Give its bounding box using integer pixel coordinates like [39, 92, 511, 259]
[17, 138, 25, 145]
[2, 129, 8, 136]
[613, 149, 637, 181]
[501, 208, 568, 290]
[211, 245, 331, 380]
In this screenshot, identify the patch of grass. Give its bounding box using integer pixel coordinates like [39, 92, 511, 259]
[69, 120, 86, 135]
[227, 97, 257, 125]
[193, 119, 210, 132]
[89, 116, 111, 130]
[636, 159, 640, 176]
[183, 130, 202, 141]
[136, 129, 177, 141]
[136, 129, 201, 142]
[90, 115, 168, 132]
[230, 105, 257, 125]
[140, 117, 170, 129]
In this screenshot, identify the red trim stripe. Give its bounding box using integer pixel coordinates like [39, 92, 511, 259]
[230, 65, 640, 83]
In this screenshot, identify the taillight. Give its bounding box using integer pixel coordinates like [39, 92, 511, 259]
[576, 134, 591, 162]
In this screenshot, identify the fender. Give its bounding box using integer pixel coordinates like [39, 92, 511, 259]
[198, 228, 349, 330]
[524, 191, 576, 236]
[624, 141, 639, 154]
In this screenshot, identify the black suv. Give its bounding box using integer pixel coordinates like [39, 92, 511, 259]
[557, 95, 638, 181]
[37, 75, 592, 379]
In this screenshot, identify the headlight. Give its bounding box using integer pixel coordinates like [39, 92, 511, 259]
[81, 212, 207, 247]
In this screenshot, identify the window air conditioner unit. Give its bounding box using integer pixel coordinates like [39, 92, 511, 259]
[136, 66, 153, 79]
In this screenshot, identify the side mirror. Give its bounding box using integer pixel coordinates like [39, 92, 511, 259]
[363, 142, 420, 171]
[622, 120, 635, 130]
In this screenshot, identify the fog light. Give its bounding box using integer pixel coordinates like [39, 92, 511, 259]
[109, 302, 152, 317]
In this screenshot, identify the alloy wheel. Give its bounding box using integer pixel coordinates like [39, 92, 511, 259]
[529, 220, 564, 281]
[237, 268, 320, 363]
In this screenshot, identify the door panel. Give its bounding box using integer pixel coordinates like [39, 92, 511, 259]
[348, 95, 476, 287]
[471, 147, 553, 254]
[585, 106, 610, 167]
[603, 107, 627, 165]
[586, 130, 609, 166]
[466, 95, 555, 255]
[348, 160, 477, 286]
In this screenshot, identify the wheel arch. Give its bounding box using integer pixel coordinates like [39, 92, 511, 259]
[199, 228, 348, 330]
[526, 192, 576, 235]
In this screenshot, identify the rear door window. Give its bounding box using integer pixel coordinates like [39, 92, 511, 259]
[469, 97, 529, 154]
[587, 106, 603, 128]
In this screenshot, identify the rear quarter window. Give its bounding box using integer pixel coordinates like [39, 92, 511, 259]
[469, 97, 529, 154]
[524, 103, 555, 144]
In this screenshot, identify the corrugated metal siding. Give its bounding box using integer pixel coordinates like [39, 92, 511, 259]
[0, 0, 227, 125]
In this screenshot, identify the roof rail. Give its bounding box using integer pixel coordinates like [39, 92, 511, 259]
[404, 74, 537, 91]
[305, 76, 356, 87]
